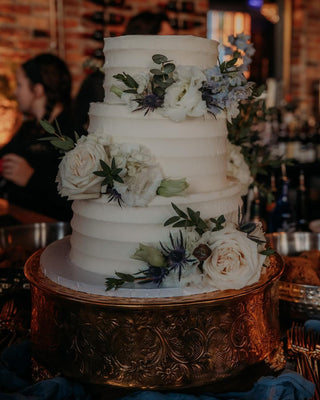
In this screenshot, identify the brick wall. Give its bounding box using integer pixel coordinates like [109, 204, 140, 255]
[1, 0, 320, 112]
[0, 0, 208, 98]
[290, 0, 320, 114]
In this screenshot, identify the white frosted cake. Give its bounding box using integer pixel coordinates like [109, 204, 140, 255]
[40, 35, 268, 295]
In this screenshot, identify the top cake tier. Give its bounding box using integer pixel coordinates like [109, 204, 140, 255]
[103, 35, 219, 103]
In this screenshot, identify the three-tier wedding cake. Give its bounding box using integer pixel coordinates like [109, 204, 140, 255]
[40, 35, 267, 296]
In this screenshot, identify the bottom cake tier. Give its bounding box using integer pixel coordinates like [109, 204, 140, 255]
[24, 248, 284, 390]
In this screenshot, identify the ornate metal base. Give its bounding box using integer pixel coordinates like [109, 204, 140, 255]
[25, 251, 284, 390]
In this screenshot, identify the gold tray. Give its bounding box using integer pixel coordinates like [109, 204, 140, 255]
[267, 232, 320, 320]
[25, 250, 284, 390]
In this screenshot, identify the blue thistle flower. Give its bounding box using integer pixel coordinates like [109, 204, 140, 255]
[160, 231, 195, 280]
[140, 265, 170, 287]
[107, 187, 124, 207]
[134, 93, 164, 115]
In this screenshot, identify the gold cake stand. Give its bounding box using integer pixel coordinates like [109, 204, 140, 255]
[24, 250, 284, 390]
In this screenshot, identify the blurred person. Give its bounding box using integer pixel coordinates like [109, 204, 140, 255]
[0, 53, 74, 221]
[73, 11, 175, 134]
[124, 11, 175, 35]
[72, 58, 104, 133]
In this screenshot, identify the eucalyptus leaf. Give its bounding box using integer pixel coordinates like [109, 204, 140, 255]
[153, 86, 165, 97]
[163, 63, 175, 74]
[152, 54, 168, 64]
[153, 75, 168, 86]
[150, 68, 164, 76]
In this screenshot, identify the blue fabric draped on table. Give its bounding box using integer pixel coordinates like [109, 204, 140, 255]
[0, 341, 315, 400]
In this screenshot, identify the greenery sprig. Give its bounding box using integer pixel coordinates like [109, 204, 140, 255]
[150, 54, 175, 97]
[39, 119, 76, 153]
[164, 203, 226, 235]
[93, 158, 123, 187]
[227, 86, 293, 203]
[164, 203, 209, 235]
[105, 272, 137, 291]
[112, 54, 176, 114]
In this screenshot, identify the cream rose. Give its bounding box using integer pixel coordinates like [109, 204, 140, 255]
[162, 66, 207, 122]
[201, 223, 265, 290]
[56, 134, 110, 200]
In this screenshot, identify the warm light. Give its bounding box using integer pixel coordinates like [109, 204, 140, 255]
[207, 10, 251, 44]
[260, 3, 280, 24]
[0, 98, 21, 147]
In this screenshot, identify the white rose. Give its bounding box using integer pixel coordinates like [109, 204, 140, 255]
[226, 141, 253, 196]
[56, 134, 109, 200]
[201, 223, 265, 290]
[162, 66, 207, 122]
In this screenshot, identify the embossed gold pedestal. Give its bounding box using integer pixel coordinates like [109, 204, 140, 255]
[25, 251, 284, 390]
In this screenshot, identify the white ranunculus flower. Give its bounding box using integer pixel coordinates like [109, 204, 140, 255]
[121, 92, 140, 112]
[114, 165, 163, 206]
[56, 134, 110, 200]
[133, 72, 149, 94]
[226, 141, 253, 196]
[162, 264, 203, 288]
[162, 66, 207, 122]
[201, 222, 265, 290]
[110, 143, 163, 206]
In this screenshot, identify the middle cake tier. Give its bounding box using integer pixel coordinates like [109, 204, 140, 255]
[88, 103, 228, 194]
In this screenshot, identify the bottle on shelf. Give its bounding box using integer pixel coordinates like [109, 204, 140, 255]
[295, 169, 309, 231]
[266, 173, 277, 214]
[249, 185, 267, 231]
[269, 164, 294, 232]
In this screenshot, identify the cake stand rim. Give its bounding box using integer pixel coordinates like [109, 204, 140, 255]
[24, 249, 284, 307]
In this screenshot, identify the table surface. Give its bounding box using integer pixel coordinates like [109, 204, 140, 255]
[0, 198, 56, 225]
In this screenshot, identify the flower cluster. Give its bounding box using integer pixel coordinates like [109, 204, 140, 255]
[40, 121, 188, 205]
[111, 34, 255, 123]
[105, 204, 274, 291]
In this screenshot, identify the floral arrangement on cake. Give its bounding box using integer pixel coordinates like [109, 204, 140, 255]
[110, 34, 254, 123]
[39, 34, 277, 292]
[39, 122, 188, 206]
[41, 34, 259, 206]
[105, 203, 273, 291]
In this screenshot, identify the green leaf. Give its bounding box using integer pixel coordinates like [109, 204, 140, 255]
[150, 68, 164, 76]
[152, 54, 168, 64]
[39, 119, 55, 134]
[38, 136, 57, 141]
[153, 86, 165, 97]
[50, 139, 72, 151]
[173, 220, 194, 228]
[153, 75, 168, 86]
[163, 63, 175, 74]
[164, 216, 181, 226]
[124, 73, 139, 89]
[115, 272, 136, 282]
[171, 203, 188, 219]
[260, 248, 275, 256]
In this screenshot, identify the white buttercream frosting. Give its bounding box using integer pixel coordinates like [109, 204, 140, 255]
[42, 35, 247, 292]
